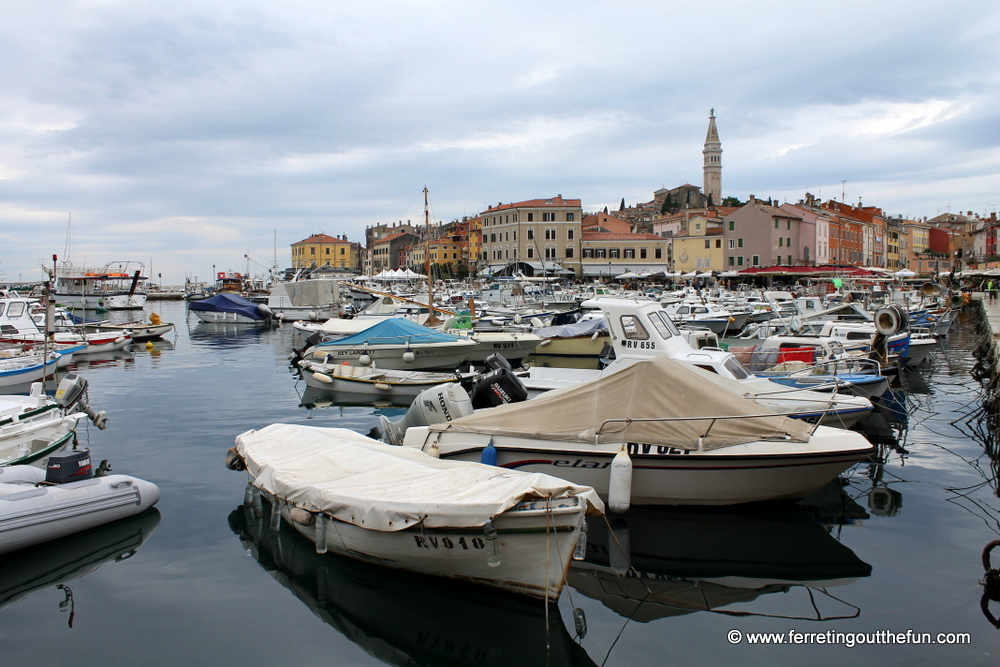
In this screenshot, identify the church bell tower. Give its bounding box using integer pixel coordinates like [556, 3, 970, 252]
[703, 109, 722, 206]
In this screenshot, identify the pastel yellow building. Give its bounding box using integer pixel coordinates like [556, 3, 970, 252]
[291, 233, 360, 270]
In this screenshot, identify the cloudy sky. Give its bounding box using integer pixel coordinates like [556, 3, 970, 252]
[1, 1, 998, 285]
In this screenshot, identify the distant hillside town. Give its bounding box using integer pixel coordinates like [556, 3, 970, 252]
[288, 110, 999, 281]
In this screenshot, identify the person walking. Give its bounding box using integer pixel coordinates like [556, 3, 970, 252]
[987, 279, 998, 304]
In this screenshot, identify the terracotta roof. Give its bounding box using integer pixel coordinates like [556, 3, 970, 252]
[482, 196, 581, 214]
[293, 233, 351, 245]
[373, 231, 416, 245]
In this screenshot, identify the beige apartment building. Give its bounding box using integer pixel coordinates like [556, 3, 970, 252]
[479, 196, 583, 276]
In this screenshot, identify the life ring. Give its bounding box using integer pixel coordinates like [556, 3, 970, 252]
[874, 306, 901, 336]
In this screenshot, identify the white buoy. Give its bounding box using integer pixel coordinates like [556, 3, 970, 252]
[608, 445, 632, 514]
[402, 350, 415, 363]
[358, 353, 372, 366]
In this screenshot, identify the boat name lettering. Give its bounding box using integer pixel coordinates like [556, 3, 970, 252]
[413, 535, 483, 550]
[552, 459, 611, 469]
[626, 443, 690, 456]
[491, 342, 516, 349]
[622, 340, 656, 350]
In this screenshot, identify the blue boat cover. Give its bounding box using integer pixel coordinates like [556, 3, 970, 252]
[188, 293, 265, 320]
[316, 318, 460, 347]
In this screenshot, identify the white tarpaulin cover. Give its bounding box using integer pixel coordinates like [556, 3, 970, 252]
[236, 424, 603, 531]
[431, 356, 813, 450]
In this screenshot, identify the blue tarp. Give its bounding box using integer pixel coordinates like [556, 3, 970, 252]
[188, 293, 266, 320]
[316, 317, 460, 347]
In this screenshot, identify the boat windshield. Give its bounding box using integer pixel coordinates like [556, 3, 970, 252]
[648, 311, 678, 339]
[723, 355, 753, 380]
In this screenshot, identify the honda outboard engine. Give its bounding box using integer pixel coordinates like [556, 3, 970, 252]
[379, 383, 475, 446]
[54, 373, 108, 430]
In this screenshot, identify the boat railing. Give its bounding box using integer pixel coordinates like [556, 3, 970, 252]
[596, 410, 825, 447]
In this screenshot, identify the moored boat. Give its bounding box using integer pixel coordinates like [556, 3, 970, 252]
[188, 293, 274, 324]
[229, 423, 602, 600]
[302, 318, 477, 370]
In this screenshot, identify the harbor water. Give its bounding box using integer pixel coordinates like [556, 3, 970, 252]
[0, 299, 998, 666]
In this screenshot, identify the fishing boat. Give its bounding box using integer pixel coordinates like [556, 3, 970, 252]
[0, 375, 107, 467]
[301, 318, 477, 370]
[0, 350, 61, 390]
[0, 452, 160, 556]
[228, 424, 602, 600]
[80, 313, 175, 341]
[393, 356, 876, 507]
[229, 500, 593, 666]
[51, 261, 148, 310]
[187, 292, 274, 324]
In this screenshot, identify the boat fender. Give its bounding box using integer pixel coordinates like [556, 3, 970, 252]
[428, 436, 440, 458]
[114, 336, 125, 344]
[308, 311, 317, 321]
[609, 517, 631, 576]
[313, 372, 333, 384]
[483, 520, 501, 567]
[373, 382, 391, 391]
[538, 339, 551, 346]
[480, 439, 497, 466]
[314, 514, 328, 554]
[269, 500, 282, 533]
[359, 353, 372, 366]
[225, 446, 246, 471]
[590, 331, 600, 342]
[608, 445, 632, 514]
[874, 307, 900, 336]
[289, 507, 315, 526]
[402, 350, 415, 363]
[572, 518, 588, 560]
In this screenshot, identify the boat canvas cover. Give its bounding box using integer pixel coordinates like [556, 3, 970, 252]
[235, 424, 603, 531]
[270, 280, 340, 307]
[188, 293, 265, 320]
[315, 317, 461, 348]
[532, 317, 607, 340]
[432, 356, 813, 450]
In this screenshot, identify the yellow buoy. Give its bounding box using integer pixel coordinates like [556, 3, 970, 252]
[145, 341, 154, 350]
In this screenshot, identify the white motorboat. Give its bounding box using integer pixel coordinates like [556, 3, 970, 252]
[660, 300, 749, 336]
[0, 455, 160, 556]
[229, 424, 602, 600]
[0, 375, 107, 467]
[302, 318, 477, 370]
[395, 356, 876, 506]
[297, 359, 471, 399]
[518, 298, 874, 428]
[0, 297, 133, 353]
[0, 350, 61, 389]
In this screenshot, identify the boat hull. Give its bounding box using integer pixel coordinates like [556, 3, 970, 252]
[277, 494, 586, 599]
[403, 428, 875, 506]
[308, 341, 477, 370]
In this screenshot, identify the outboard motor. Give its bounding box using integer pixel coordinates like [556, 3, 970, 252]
[54, 373, 108, 429]
[468, 365, 529, 410]
[290, 331, 326, 365]
[379, 383, 475, 446]
[45, 449, 94, 483]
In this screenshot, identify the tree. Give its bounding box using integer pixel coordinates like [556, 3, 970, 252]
[660, 195, 674, 215]
[619, 198, 626, 211]
[603, 206, 608, 214]
[722, 196, 745, 207]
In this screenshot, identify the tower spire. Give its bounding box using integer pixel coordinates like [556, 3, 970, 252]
[703, 109, 722, 206]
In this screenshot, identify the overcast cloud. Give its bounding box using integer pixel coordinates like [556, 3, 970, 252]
[1, 0, 998, 285]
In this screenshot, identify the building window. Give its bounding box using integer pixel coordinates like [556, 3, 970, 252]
[595, 248, 606, 259]
[545, 246, 556, 259]
[640, 248, 647, 259]
[325, 248, 330, 255]
[728, 239, 736, 249]
[715, 239, 721, 248]
[527, 213, 534, 222]
[779, 238, 783, 247]
[526, 247, 534, 258]
[787, 220, 792, 230]
[624, 248, 635, 259]
[655, 248, 662, 259]
[543, 212, 555, 222]
[729, 256, 735, 266]
[583, 248, 594, 259]
[774, 220, 779, 228]
[728, 221, 735, 231]
[567, 229, 574, 240]
[737, 256, 744, 266]
[527, 228, 534, 239]
[566, 246, 574, 258]
[340, 247, 345, 255]
[608, 248, 619, 259]
[752, 255, 760, 266]
[704, 240, 710, 249]
[566, 213, 575, 221]
[738, 239, 744, 248]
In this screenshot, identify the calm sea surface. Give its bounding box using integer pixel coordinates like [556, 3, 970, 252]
[1, 300, 998, 666]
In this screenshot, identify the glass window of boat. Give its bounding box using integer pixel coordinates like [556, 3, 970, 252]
[647, 311, 677, 339]
[0, 303, 4, 317]
[6, 302, 24, 318]
[723, 356, 752, 379]
[619, 315, 649, 339]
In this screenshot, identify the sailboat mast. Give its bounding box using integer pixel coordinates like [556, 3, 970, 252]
[423, 186, 440, 325]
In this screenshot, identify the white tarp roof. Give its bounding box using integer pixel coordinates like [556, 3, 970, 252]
[236, 424, 603, 531]
[431, 356, 812, 450]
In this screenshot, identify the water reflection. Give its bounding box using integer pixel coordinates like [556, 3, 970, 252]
[186, 321, 276, 347]
[64, 350, 135, 372]
[229, 498, 596, 667]
[568, 497, 871, 623]
[298, 384, 411, 411]
[0, 509, 160, 621]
